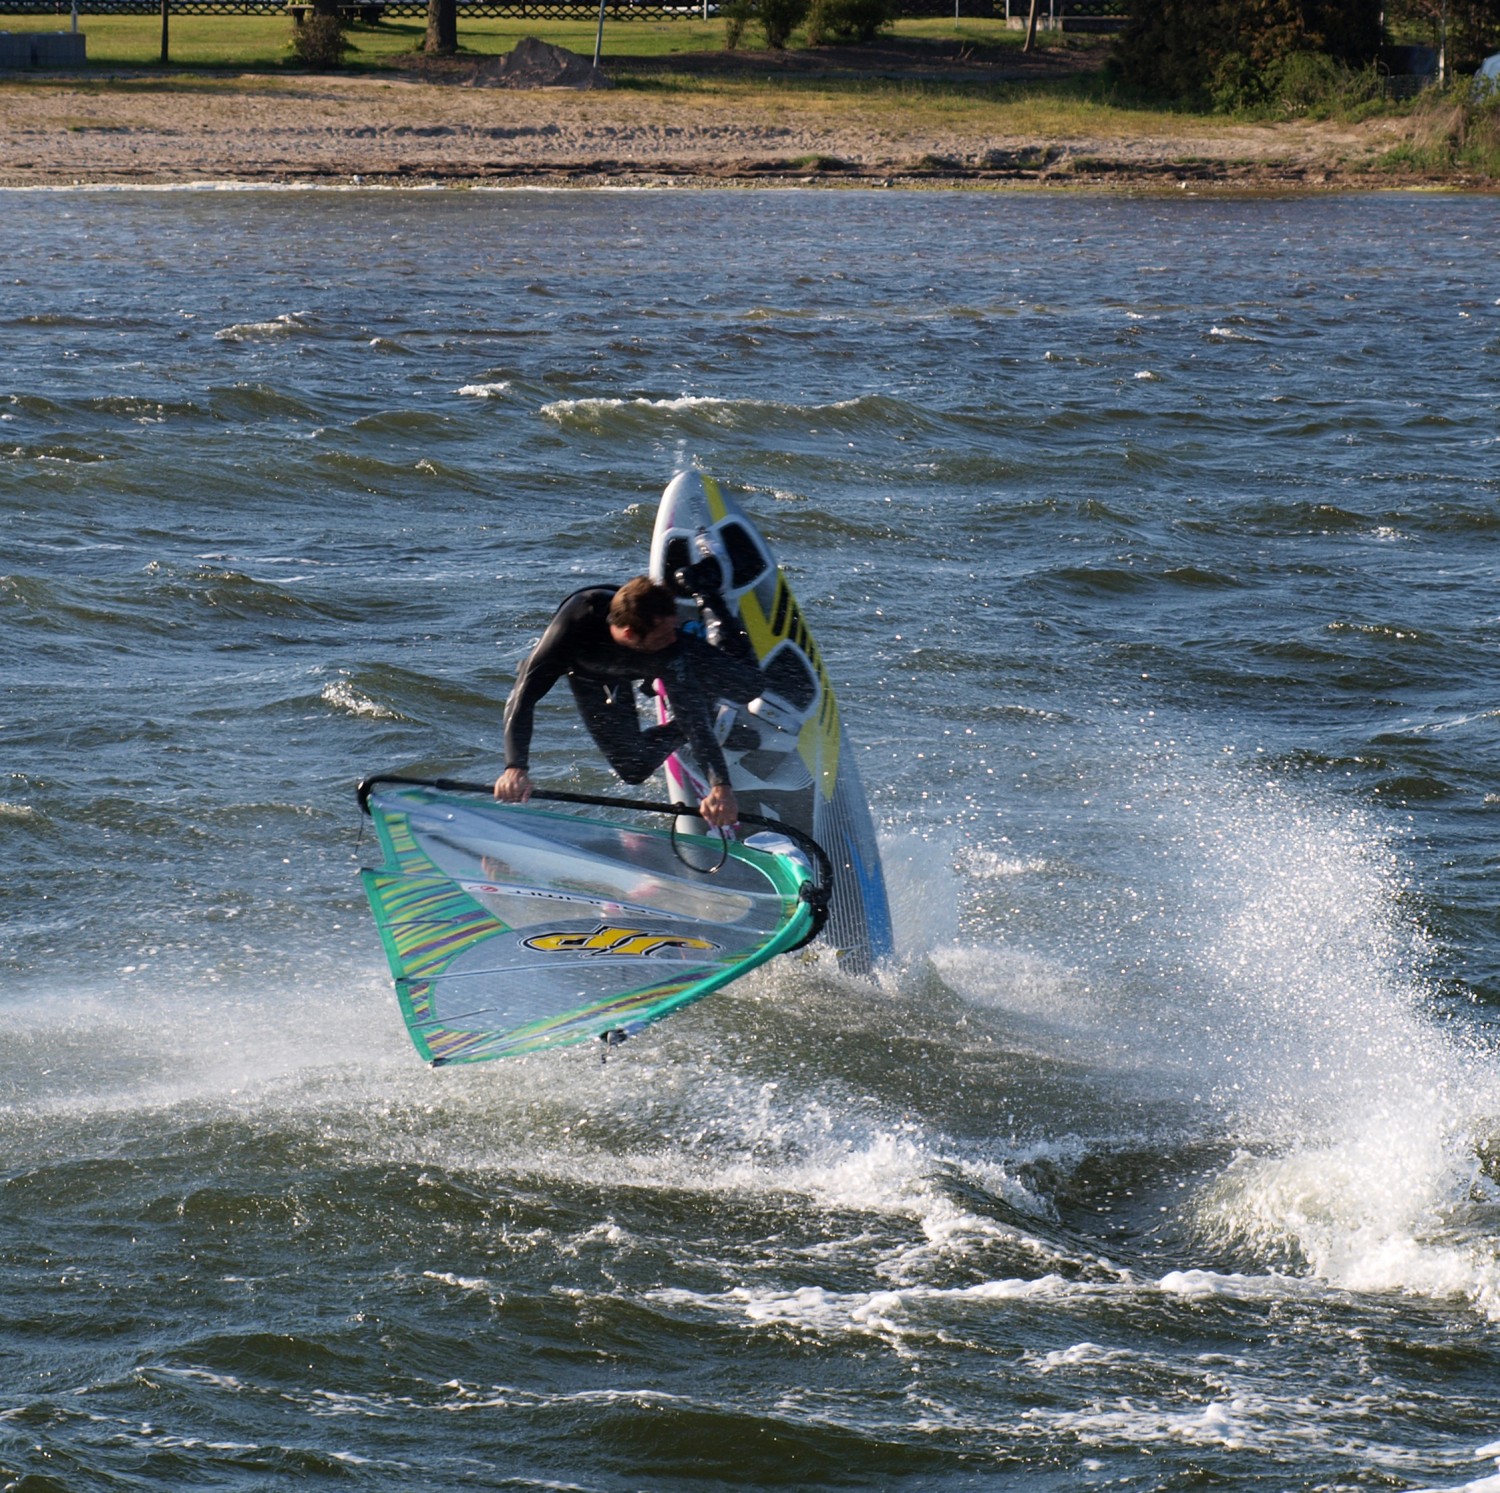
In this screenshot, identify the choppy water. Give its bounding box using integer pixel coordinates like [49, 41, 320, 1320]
[4, 186, 1500, 1491]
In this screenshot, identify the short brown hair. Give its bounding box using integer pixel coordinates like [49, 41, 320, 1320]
[609, 576, 678, 637]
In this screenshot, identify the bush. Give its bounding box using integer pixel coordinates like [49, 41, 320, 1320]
[805, 0, 894, 44]
[1406, 77, 1500, 165]
[290, 11, 351, 68]
[758, 0, 809, 48]
[723, 0, 753, 48]
[1210, 46, 1384, 112]
[1268, 49, 1382, 112]
[1114, 0, 1383, 106]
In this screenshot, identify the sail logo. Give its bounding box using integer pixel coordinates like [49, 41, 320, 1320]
[522, 923, 720, 959]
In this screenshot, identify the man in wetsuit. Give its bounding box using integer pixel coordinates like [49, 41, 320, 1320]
[493, 565, 766, 830]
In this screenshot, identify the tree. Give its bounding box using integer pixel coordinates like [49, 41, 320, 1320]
[425, 0, 457, 55]
[759, 0, 809, 47]
[1113, 0, 1383, 103]
[1023, 0, 1041, 51]
[1386, 0, 1500, 74]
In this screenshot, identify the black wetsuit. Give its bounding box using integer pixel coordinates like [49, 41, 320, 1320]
[502, 586, 766, 789]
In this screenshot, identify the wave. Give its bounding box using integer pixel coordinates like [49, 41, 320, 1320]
[139, 561, 368, 624]
[85, 394, 209, 422]
[4, 441, 110, 465]
[349, 409, 456, 437]
[203, 382, 322, 423]
[307, 449, 489, 493]
[909, 729, 1500, 1320]
[2, 391, 207, 425]
[1, 564, 395, 652]
[2, 570, 172, 643]
[213, 312, 317, 343]
[3, 312, 163, 331]
[539, 392, 954, 442]
[320, 678, 404, 721]
[1040, 562, 1244, 599]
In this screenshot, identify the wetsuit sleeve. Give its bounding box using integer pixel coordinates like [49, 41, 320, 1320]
[663, 643, 734, 788]
[502, 608, 576, 771]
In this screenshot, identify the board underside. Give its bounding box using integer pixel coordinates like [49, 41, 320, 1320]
[650, 470, 893, 972]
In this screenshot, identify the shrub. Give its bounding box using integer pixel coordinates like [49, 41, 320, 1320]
[1114, 0, 1383, 106]
[290, 11, 351, 68]
[805, 0, 894, 44]
[1210, 46, 1384, 112]
[723, 0, 753, 48]
[1417, 77, 1500, 160]
[1267, 50, 1382, 112]
[1375, 77, 1500, 176]
[758, 0, 809, 49]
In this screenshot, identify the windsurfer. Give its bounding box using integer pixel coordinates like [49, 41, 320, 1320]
[494, 566, 765, 830]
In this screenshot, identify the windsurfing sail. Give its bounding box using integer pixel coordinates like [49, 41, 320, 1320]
[357, 779, 822, 1065]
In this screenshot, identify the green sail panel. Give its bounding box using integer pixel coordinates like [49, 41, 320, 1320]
[360, 786, 813, 1064]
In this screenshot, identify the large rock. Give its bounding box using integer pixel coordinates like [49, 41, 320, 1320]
[469, 37, 611, 90]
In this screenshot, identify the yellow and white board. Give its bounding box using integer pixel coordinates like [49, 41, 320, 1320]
[649, 470, 892, 974]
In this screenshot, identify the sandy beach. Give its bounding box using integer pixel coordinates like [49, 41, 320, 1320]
[0, 43, 1466, 190]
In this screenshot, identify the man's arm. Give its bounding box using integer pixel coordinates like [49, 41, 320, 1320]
[501, 606, 583, 769]
[666, 668, 733, 790]
[661, 643, 740, 828]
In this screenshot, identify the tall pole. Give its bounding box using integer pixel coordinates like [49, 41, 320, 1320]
[160, 0, 169, 62]
[593, 0, 607, 68]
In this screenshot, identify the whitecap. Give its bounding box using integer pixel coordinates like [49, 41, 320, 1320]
[1037, 1341, 1135, 1370]
[540, 394, 736, 421]
[423, 1271, 498, 1297]
[647, 1272, 1080, 1351]
[214, 312, 310, 342]
[321, 679, 398, 719]
[1157, 1268, 1303, 1300]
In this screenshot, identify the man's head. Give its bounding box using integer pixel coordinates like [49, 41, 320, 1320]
[609, 576, 680, 652]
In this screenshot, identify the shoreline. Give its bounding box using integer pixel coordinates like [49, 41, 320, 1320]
[0, 64, 1489, 194]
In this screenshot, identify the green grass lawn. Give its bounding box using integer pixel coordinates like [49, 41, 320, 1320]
[0, 12, 1068, 71]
